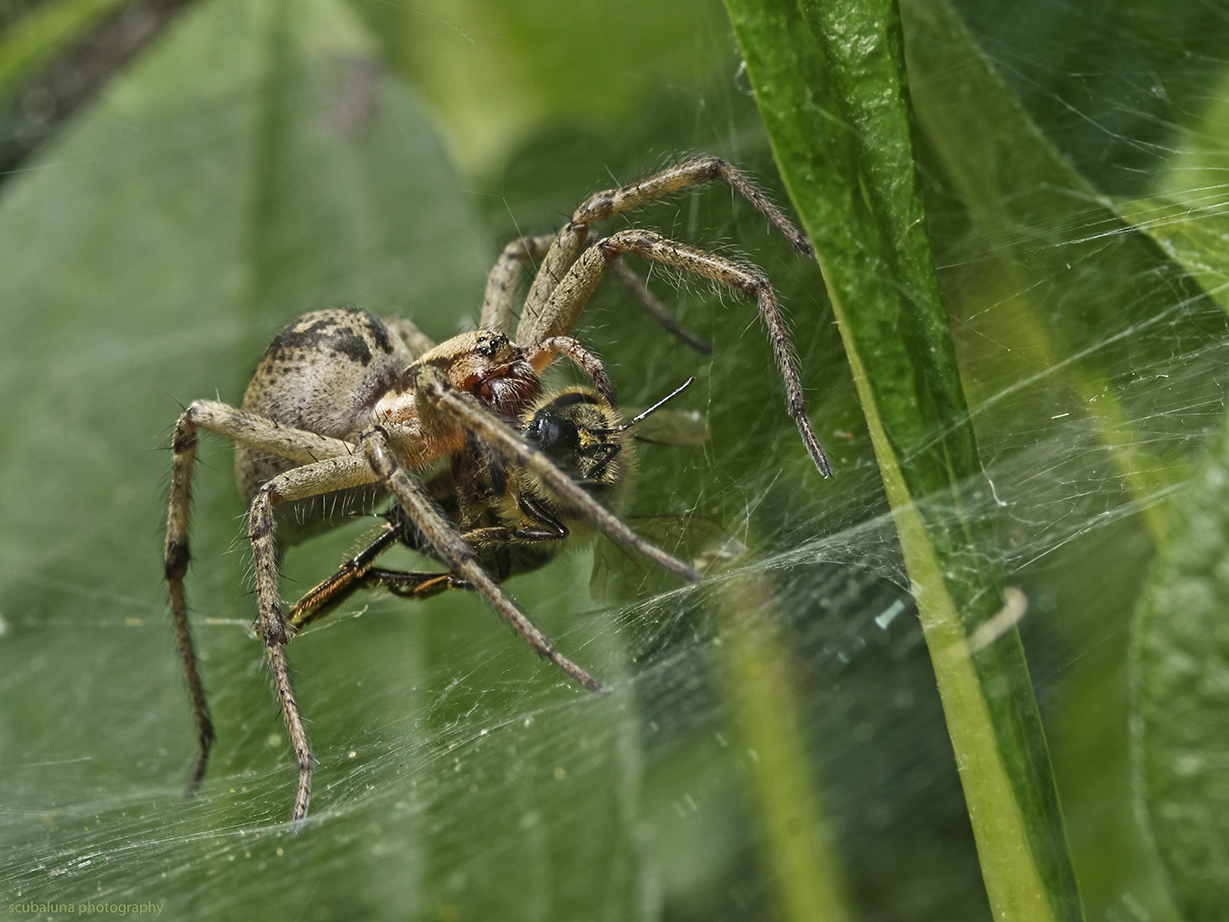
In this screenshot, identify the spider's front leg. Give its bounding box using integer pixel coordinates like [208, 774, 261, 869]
[165, 398, 362, 809]
[245, 451, 380, 827]
[359, 425, 607, 693]
[517, 154, 814, 346]
[541, 228, 833, 477]
[481, 232, 711, 353]
[481, 233, 556, 334]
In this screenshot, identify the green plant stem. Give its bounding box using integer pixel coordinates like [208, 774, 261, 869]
[723, 0, 1084, 917]
[718, 570, 853, 922]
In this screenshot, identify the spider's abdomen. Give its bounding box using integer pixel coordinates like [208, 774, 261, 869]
[236, 308, 414, 509]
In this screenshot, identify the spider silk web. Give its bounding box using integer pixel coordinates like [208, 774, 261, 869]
[0, 0, 1227, 920]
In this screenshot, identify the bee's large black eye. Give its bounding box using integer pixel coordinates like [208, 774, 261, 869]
[526, 411, 580, 460]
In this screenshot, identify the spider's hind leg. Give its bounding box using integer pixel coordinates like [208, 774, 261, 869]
[245, 450, 382, 826]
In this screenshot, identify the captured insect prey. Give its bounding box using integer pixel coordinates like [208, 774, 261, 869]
[287, 378, 699, 633]
[163, 155, 828, 827]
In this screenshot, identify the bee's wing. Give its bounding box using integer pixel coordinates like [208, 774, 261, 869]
[589, 514, 747, 602]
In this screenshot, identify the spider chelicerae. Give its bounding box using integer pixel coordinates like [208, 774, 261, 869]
[164, 155, 831, 826]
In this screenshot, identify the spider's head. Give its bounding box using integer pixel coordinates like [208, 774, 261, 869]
[375, 332, 543, 456]
[452, 332, 541, 418]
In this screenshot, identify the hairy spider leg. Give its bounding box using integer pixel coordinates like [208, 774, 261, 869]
[524, 335, 616, 404]
[165, 400, 358, 795]
[516, 154, 814, 347]
[482, 232, 712, 353]
[360, 427, 606, 694]
[185, 414, 612, 827]
[481, 233, 555, 333]
[257, 429, 617, 824]
[490, 155, 829, 475]
[540, 228, 833, 477]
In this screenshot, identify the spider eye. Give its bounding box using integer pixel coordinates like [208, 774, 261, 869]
[475, 332, 510, 358]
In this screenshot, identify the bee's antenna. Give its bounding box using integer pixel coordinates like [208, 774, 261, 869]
[611, 377, 695, 433]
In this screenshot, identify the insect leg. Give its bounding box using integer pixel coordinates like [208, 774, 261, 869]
[286, 523, 402, 631]
[364, 570, 469, 598]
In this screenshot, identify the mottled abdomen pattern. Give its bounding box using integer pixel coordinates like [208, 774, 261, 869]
[236, 308, 415, 542]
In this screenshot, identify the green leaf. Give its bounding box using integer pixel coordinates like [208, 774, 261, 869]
[724, 0, 1083, 918]
[1134, 415, 1229, 919]
[1128, 28, 1229, 920]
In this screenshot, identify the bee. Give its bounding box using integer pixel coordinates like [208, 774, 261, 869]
[286, 379, 696, 631]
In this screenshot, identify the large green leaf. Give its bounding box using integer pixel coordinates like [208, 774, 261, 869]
[1134, 416, 1229, 919]
[1127, 31, 1229, 921]
[3, 0, 1229, 919]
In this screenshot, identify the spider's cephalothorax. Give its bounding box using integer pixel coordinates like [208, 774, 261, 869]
[164, 155, 829, 827]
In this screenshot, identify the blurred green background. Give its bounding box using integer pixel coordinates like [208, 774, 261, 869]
[0, 0, 1227, 920]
